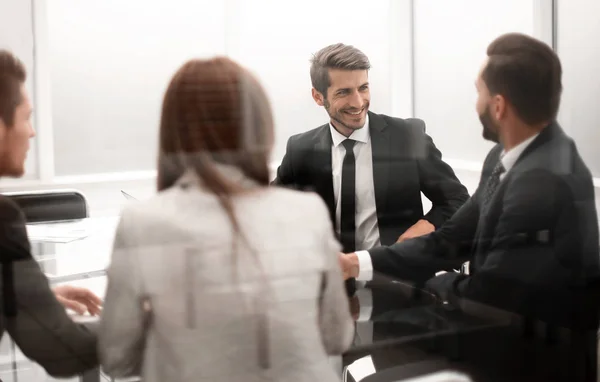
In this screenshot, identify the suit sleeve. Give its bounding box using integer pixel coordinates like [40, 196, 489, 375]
[410, 119, 469, 228]
[315, 199, 354, 354]
[0, 198, 97, 377]
[426, 170, 591, 324]
[271, 136, 296, 186]
[368, 194, 481, 282]
[99, 210, 147, 378]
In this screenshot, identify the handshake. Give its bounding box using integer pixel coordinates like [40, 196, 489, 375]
[338, 252, 359, 280]
[337, 219, 435, 281]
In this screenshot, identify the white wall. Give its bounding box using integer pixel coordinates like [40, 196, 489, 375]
[556, 0, 600, 178]
[413, 0, 538, 165]
[47, 0, 227, 175]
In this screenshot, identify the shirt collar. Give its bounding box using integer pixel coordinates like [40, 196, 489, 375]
[329, 114, 370, 147]
[500, 133, 539, 173]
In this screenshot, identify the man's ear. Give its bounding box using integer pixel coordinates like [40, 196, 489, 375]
[0, 118, 7, 140]
[311, 88, 325, 106]
[493, 94, 507, 120]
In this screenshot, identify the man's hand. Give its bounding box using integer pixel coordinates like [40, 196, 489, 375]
[338, 253, 359, 280]
[397, 219, 435, 243]
[53, 285, 103, 316]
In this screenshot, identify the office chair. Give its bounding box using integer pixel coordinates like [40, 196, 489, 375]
[3, 189, 88, 223]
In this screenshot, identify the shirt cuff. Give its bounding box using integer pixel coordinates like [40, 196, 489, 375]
[356, 288, 373, 322]
[355, 250, 373, 281]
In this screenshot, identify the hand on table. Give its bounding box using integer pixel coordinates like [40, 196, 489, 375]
[396, 219, 435, 243]
[53, 285, 103, 316]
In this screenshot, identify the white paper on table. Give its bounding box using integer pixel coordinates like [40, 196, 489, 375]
[345, 355, 377, 381]
[26, 221, 93, 243]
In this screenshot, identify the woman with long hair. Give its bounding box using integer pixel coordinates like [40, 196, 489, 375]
[99, 57, 353, 381]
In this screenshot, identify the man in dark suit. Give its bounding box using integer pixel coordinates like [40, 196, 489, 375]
[340, 33, 600, 331]
[340, 33, 599, 382]
[0, 50, 100, 376]
[273, 43, 469, 294]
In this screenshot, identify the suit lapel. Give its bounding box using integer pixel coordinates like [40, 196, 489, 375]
[369, 112, 391, 217]
[312, 125, 336, 223]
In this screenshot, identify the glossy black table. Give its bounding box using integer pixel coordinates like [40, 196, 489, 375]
[343, 276, 597, 382]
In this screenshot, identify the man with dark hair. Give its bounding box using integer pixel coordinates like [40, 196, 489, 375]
[340, 33, 599, 331]
[274, 43, 469, 294]
[0, 50, 100, 376]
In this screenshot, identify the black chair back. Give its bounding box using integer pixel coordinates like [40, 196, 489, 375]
[3, 189, 88, 223]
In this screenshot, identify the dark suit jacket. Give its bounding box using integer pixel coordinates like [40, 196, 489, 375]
[273, 112, 469, 245]
[368, 122, 600, 329]
[0, 195, 98, 376]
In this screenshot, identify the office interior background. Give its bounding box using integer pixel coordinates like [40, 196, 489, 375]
[0, 0, 599, 219]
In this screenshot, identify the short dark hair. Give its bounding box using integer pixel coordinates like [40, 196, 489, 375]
[0, 50, 26, 127]
[310, 43, 370, 96]
[482, 33, 562, 125]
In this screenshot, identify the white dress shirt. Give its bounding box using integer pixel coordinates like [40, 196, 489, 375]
[330, 115, 381, 251]
[354, 133, 540, 282]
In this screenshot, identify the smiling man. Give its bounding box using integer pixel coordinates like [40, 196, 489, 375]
[273, 43, 468, 294]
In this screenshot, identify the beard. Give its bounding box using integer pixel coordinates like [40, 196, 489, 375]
[324, 99, 369, 132]
[479, 106, 500, 143]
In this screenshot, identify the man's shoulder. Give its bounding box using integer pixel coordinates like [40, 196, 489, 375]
[0, 194, 26, 224]
[369, 113, 434, 152]
[519, 125, 588, 177]
[373, 113, 427, 133]
[0, 194, 31, 260]
[285, 123, 329, 148]
[505, 127, 594, 202]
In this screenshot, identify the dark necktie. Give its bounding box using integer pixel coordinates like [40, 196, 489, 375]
[482, 159, 506, 206]
[341, 139, 357, 296]
[340, 139, 357, 252]
[471, 159, 506, 275]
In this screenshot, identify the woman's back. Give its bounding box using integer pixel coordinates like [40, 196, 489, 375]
[99, 168, 354, 382]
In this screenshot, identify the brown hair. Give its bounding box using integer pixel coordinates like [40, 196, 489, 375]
[0, 50, 26, 127]
[310, 43, 370, 96]
[158, 56, 273, 192]
[483, 33, 562, 125]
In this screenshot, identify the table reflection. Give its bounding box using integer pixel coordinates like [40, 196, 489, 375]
[343, 275, 596, 382]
